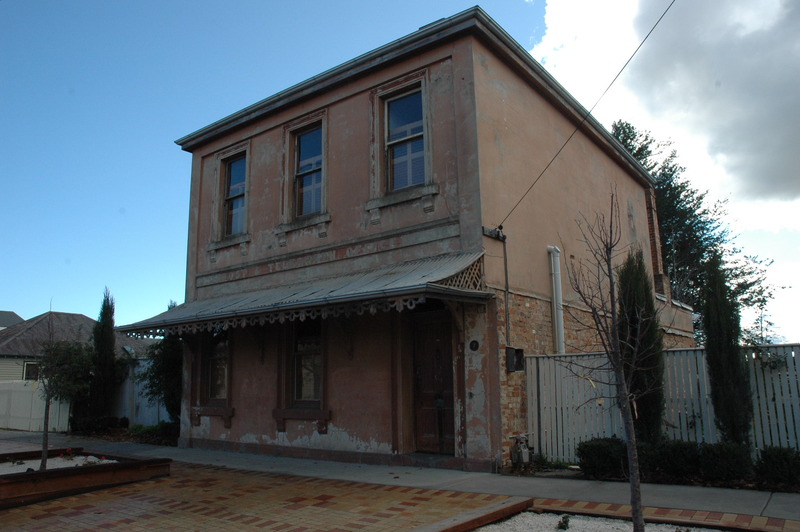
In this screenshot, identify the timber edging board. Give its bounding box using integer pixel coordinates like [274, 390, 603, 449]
[0, 447, 172, 509]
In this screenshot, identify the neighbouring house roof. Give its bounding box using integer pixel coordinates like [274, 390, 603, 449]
[119, 252, 491, 337]
[174, 6, 653, 187]
[0, 311, 23, 329]
[0, 311, 152, 359]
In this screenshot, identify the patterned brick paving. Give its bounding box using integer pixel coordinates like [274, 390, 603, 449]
[0, 462, 523, 531]
[533, 498, 800, 532]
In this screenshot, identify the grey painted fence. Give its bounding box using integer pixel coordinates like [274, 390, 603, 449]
[0, 381, 70, 432]
[524, 344, 800, 463]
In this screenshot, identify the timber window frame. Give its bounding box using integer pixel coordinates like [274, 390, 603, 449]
[366, 72, 436, 223]
[273, 318, 331, 433]
[385, 88, 426, 191]
[276, 112, 330, 244]
[23, 361, 39, 381]
[212, 140, 251, 246]
[191, 331, 234, 428]
[293, 124, 324, 218]
[224, 155, 247, 236]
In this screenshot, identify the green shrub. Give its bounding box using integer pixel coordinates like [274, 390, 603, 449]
[577, 437, 627, 479]
[700, 442, 752, 481]
[650, 440, 701, 482]
[634, 441, 655, 480]
[128, 421, 179, 446]
[755, 446, 800, 486]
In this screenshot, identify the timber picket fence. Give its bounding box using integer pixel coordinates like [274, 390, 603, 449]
[524, 344, 800, 463]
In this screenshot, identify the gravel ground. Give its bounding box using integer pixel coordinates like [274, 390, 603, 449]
[4, 455, 116, 474]
[479, 510, 722, 531]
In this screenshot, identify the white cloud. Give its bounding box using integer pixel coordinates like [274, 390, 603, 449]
[532, 0, 639, 109]
[630, 0, 800, 200]
[530, 0, 800, 342]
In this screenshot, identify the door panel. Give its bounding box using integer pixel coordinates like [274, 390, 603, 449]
[413, 317, 454, 454]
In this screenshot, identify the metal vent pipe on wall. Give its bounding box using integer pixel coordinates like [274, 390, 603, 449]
[547, 246, 565, 354]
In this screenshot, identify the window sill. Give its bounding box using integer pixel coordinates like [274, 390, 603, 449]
[208, 233, 251, 252]
[191, 406, 235, 428]
[273, 408, 331, 434]
[276, 212, 331, 246]
[365, 184, 438, 224]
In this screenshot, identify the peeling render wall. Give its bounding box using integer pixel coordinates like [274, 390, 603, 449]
[458, 302, 501, 464]
[182, 313, 397, 456]
[179, 305, 503, 467]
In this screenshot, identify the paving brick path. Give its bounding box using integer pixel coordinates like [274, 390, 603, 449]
[0, 462, 527, 531]
[2, 433, 799, 531]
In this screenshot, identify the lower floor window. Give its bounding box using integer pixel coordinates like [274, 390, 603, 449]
[291, 319, 323, 408]
[202, 332, 230, 404]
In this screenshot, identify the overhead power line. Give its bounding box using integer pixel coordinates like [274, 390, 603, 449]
[498, 0, 678, 228]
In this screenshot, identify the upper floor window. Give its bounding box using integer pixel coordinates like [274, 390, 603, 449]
[386, 90, 425, 191]
[294, 126, 323, 217]
[224, 155, 247, 236]
[23, 361, 39, 381]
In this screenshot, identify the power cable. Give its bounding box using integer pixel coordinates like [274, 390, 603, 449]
[498, 0, 678, 228]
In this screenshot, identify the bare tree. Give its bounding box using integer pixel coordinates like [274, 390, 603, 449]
[37, 339, 92, 470]
[565, 193, 659, 532]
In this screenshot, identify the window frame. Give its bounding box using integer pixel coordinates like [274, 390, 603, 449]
[223, 154, 247, 237]
[385, 88, 426, 192]
[23, 361, 39, 381]
[214, 140, 250, 243]
[191, 330, 235, 428]
[198, 331, 232, 408]
[366, 72, 437, 223]
[289, 318, 324, 409]
[273, 318, 330, 432]
[293, 124, 325, 219]
[281, 113, 327, 223]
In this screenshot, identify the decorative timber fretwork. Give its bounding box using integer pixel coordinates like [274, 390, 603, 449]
[132, 296, 428, 338]
[436, 255, 484, 291]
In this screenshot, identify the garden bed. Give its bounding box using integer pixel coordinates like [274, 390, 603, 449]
[0, 447, 171, 509]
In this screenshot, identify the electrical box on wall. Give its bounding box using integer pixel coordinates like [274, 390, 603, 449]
[506, 346, 525, 372]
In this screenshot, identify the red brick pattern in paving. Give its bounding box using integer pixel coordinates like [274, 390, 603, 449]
[0, 462, 516, 531]
[533, 498, 800, 532]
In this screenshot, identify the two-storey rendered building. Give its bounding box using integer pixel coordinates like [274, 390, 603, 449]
[121, 7, 694, 471]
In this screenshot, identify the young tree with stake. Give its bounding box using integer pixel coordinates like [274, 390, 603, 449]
[567, 194, 664, 532]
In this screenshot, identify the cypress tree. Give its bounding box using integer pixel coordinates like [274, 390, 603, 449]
[617, 249, 665, 444]
[90, 287, 118, 419]
[702, 252, 752, 445]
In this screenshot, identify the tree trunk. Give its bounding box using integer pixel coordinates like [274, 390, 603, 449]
[615, 368, 645, 532]
[39, 392, 50, 471]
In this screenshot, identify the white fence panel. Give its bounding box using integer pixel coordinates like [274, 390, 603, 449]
[114, 358, 170, 426]
[526, 344, 800, 463]
[526, 353, 621, 462]
[748, 345, 799, 450]
[662, 348, 717, 443]
[0, 381, 70, 432]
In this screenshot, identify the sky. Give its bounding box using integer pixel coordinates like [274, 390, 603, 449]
[1, 0, 797, 342]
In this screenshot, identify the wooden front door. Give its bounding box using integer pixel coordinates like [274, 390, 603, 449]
[413, 315, 455, 454]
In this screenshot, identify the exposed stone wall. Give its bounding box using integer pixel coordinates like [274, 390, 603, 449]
[492, 287, 693, 465]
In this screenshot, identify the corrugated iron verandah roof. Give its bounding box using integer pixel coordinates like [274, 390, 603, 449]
[119, 252, 491, 337]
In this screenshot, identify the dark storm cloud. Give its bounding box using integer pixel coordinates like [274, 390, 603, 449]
[628, 0, 800, 199]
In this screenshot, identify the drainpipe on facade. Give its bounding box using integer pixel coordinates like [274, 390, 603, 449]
[547, 246, 565, 354]
[482, 225, 510, 346]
